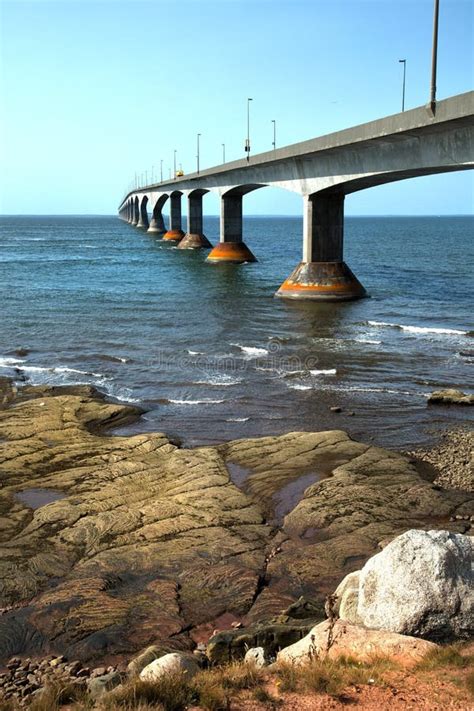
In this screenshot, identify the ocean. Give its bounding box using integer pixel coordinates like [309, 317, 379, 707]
[0, 214, 472, 449]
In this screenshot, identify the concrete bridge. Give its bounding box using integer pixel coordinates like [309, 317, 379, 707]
[118, 91, 474, 301]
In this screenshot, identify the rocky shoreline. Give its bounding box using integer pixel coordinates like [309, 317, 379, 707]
[0, 376, 472, 704]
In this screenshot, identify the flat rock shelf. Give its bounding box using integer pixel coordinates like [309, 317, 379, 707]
[0, 380, 472, 666]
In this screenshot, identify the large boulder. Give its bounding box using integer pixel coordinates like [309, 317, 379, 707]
[277, 619, 437, 667]
[139, 652, 199, 681]
[355, 529, 473, 640]
[206, 620, 315, 665]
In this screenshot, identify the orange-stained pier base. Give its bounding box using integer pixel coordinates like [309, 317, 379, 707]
[207, 191, 256, 263]
[163, 191, 185, 241]
[178, 190, 213, 249]
[207, 241, 256, 263]
[276, 261, 366, 300]
[276, 192, 366, 301]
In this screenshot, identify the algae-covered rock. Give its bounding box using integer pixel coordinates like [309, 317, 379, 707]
[206, 621, 319, 664]
[428, 389, 474, 406]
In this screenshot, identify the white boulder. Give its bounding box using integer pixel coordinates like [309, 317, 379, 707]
[139, 652, 199, 681]
[244, 647, 267, 668]
[356, 529, 473, 640]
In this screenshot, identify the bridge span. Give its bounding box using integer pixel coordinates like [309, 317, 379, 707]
[118, 91, 474, 301]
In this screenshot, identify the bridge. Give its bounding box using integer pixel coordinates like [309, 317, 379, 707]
[118, 91, 474, 301]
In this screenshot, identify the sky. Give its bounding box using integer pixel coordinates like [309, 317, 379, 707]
[0, 0, 473, 216]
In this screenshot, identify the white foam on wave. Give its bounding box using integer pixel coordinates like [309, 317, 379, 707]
[355, 338, 382, 345]
[187, 350, 205, 356]
[0, 356, 25, 367]
[226, 417, 250, 422]
[167, 398, 225, 405]
[368, 320, 467, 336]
[20, 365, 105, 378]
[310, 368, 337, 376]
[286, 383, 312, 391]
[230, 343, 269, 357]
[193, 374, 242, 386]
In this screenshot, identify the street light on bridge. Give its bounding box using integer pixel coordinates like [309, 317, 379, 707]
[160, 159, 163, 182]
[399, 59, 406, 112]
[272, 119, 276, 149]
[197, 133, 201, 174]
[222, 143, 226, 163]
[173, 150, 177, 179]
[245, 97, 253, 162]
[430, 0, 440, 113]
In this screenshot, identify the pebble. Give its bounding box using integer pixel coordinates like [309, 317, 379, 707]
[405, 427, 473, 493]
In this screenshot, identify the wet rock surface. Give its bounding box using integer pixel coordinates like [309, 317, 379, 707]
[428, 389, 474, 406]
[0, 384, 473, 668]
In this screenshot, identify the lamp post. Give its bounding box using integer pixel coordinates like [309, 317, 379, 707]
[160, 159, 163, 182]
[272, 119, 276, 149]
[398, 60, 406, 111]
[245, 97, 253, 162]
[430, 0, 440, 113]
[222, 143, 226, 163]
[173, 150, 177, 179]
[151, 165, 154, 183]
[197, 133, 201, 174]
[145, 170, 148, 185]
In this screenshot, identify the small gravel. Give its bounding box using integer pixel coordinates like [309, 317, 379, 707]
[406, 427, 473, 492]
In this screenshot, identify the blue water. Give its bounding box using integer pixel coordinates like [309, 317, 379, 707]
[0, 215, 473, 448]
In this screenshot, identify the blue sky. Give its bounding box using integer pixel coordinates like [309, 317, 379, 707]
[1, 0, 473, 215]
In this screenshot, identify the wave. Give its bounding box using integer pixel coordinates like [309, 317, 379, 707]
[167, 398, 226, 405]
[286, 383, 312, 391]
[92, 354, 131, 364]
[226, 417, 250, 422]
[187, 350, 205, 356]
[19, 365, 105, 378]
[230, 343, 269, 357]
[193, 374, 242, 386]
[367, 321, 468, 336]
[0, 356, 25, 367]
[355, 338, 382, 345]
[310, 368, 337, 376]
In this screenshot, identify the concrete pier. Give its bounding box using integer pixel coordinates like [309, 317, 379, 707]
[276, 193, 366, 301]
[207, 192, 256, 263]
[136, 196, 149, 229]
[163, 191, 185, 241]
[178, 190, 212, 249]
[131, 198, 139, 226]
[148, 198, 167, 235]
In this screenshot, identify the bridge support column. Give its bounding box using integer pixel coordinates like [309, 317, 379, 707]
[131, 199, 139, 226]
[136, 199, 149, 229]
[207, 193, 256, 263]
[276, 193, 366, 301]
[147, 207, 166, 235]
[178, 192, 212, 249]
[163, 193, 185, 241]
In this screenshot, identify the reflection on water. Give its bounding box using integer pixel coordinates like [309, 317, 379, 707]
[15, 488, 66, 510]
